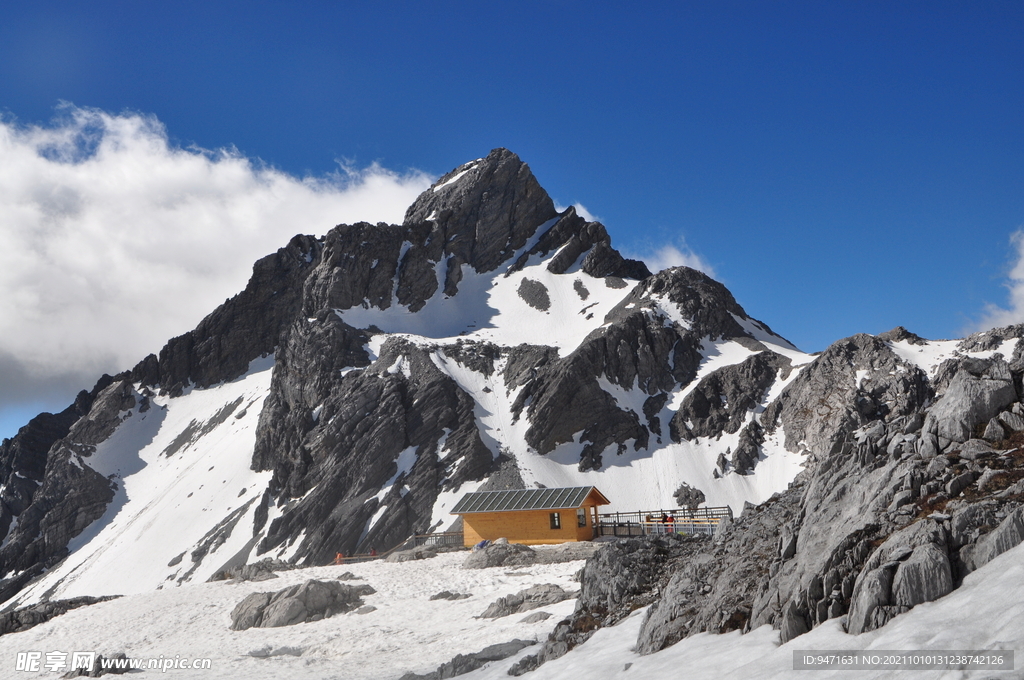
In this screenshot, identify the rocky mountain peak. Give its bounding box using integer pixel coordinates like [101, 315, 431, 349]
[402, 148, 558, 274]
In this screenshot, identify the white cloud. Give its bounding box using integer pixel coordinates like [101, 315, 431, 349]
[552, 198, 716, 279]
[624, 238, 717, 279]
[553, 201, 601, 224]
[0, 105, 432, 413]
[972, 229, 1024, 332]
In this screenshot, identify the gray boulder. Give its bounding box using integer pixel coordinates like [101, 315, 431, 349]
[429, 591, 471, 601]
[779, 599, 810, 643]
[963, 506, 1024, 573]
[946, 471, 977, 497]
[891, 543, 952, 607]
[230, 592, 272, 631]
[925, 358, 1016, 446]
[999, 410, 1024, 432]
[230, 579, 376, 630]
[847, 564, 896, 635]
[519, 611, 552, 623]
[863, 519, 947, 572]
[958, 439, 995, 460]
[463, 542, 537, 569]
[387, 547, 438, 563]
[779, 528, 797, 560]
[479, 584, 574, 619]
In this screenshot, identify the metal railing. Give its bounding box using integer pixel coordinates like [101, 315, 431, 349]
[596, 506, 732, 538]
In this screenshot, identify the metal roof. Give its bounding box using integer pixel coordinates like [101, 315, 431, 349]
[450, 486, 608, 514]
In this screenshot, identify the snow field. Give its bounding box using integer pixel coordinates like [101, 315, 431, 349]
[4, 537, 1022, 679]
[0, 551, 584, 680]
[13, 357, 277, 605]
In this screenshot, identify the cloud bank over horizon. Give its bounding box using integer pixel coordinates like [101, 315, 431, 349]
[972, 228, 1024, 334]
[0, 105, 432, 420]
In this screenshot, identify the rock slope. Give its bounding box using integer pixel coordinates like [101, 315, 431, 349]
[515, 325, 1024, 669]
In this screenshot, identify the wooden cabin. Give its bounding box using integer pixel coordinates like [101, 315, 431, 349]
[451, 486, 611, 546]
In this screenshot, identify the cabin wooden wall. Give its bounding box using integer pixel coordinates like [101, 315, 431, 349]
[461, 502, 599, 546]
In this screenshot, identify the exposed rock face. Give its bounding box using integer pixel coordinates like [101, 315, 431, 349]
[637, 489, 802, 652]
[511, 266, 784, 472]
[961, 506, 1024, 573]
[923, 357, 1017, 449]
[230, 579, 375, 630]
[763, 334, 931, 460]
[0, 378, 137, 581]
[0, 392, 95, 580]
[136, 233, 323, 392]
[403, 149, 558, 279]
[671, 351, 789, 443]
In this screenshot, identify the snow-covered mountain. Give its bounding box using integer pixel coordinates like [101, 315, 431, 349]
[2, 148, 1024, 678]
[0, 148, 812, 603]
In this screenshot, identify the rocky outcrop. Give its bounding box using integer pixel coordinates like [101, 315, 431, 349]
[479, 584, 574, 619]
[0, 379, 138, 580]
[512, 267, 786, 472]
[463, 542, 537, 569]
[230, 579, 375, 630]
[386, 547, 438, 563]
[208, 558, 299, 583]
[961, 506, 1024, 573]
[0, 391, 95, 558]
[922, 356, 1016, 450]
[509, 534, 698, 674]
[763, 334, 931, 460]
[134, 233, 323, 392]
[0, 595, 120, 637]
[671, 351, 789, 443]
[399, 639, 536, 680]
[429, 591, 471, 601]
[673, 483, 706, 510]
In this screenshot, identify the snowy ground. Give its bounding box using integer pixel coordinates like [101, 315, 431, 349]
[2, 539, 1022, 679]
[11, 357, 279, 606]
[0, 549, 580, 679]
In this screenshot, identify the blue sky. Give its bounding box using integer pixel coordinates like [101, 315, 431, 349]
[1, 1, 1023, 440]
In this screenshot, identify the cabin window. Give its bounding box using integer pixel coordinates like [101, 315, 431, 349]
[577, 507, 587, 527]
[549, 512, 561, 529]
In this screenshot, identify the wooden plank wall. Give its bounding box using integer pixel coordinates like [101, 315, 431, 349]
[462, 503, 599, 546]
